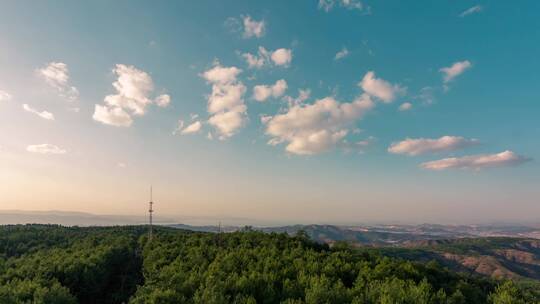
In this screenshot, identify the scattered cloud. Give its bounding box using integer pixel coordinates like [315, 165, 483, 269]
[0, 90, 12, 102]
[253, 79, 288, 102]
[22, 104, 55, 120]
[459, 5, 483, 17]
[117, 162, 127, 168]
[421, 150, 531, 171]
[93, 105, 133, 127]
[242, 48, 267, 69]
[37, 62, 79, 101]
[356, 137, 374, 147]
[283, 89, 311, 107]
[173, 120, 184, 135]
[242, 15, 265, 38]
[416, 86, 436, 105]
[181, 121, 203, 135]
[201, 63, 241, 84]
[398, 102, 412, 111]
[343, 136, 375, 154]
[334, 47, 350, 60]
[388, 136, 479, 156]
[226, 15, 265, 39]
[318, 0, 365, 12]
[155, 94, 171, 107]
[26, 144, 66, 154]
[242, 47, 292, 68]
[318, 0, 335, 12]
[359, 71, 405, 103]
[440, 60, 472, 83]
[93, 64, 170, 127]
[271, 48, 293, 66]
[174, 119, 203, 135]
[201, 61, 247, 139]
[263, 94, 374, 155]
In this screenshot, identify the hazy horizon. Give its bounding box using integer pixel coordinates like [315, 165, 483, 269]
[1, 209, 539, 227]
[1, 1, 539, 224]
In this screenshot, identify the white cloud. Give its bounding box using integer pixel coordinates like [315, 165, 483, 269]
[253, 79, 288, 102]
[283, 89, 311, 107]
[264, 94, 374, 155]
[0, 90, 12, 102]
[319, 0, 365, 12]
[175, 119, 203, 135]
[37, 62, 79, 101]
[22, 104, 55, 120]
[117, 162, 127, 168]
[201, 63, 242, 84]
[388, 136, 479, 156]
[173, 120, 184, 135]
[26, 144, 66, 154]
[334, 47, 349, 60]
[181, 121, 203, 134]
[93, 105, 133, 127]
[421, 150, 530, 171]
[104, 64, 154, 115]
[202, 62, 247, 139]
[242, 47, 293, 68]
[398, 102, 412, 111]
[242, 51, 266, 69]
[226, 15, 266, 39]
[359, 71, 405, 103]
[318, 0, 335, 12]
[206, 81, 246, 114]
[440, 60, 472, 83]
[459, 5, 483, 17]
[208, 111, 245, 139]
[93, 64, 169, 127]
[241, 47, 269, 69]
[271, 48, 292, 66]
[242, 15, 265, 38]
[155, 94, 171, 107]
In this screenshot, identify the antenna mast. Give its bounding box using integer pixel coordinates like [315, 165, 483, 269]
[148, 186, 154, 241]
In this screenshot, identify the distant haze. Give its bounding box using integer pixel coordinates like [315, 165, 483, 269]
[0, 210, 538, 227]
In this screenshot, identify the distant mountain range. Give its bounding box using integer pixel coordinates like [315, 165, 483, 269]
[0, 210, 156, 226]
[2, 210, 540, 241]
[172, 222, 540, 244]
[0, 210, 279, 227]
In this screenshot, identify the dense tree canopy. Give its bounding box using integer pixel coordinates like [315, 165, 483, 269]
[0, 225, 537, 303]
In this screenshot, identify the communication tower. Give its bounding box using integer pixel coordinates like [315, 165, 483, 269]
[149, 186, 154, 240]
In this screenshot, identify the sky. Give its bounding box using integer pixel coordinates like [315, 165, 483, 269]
[0, 0, 539, 225]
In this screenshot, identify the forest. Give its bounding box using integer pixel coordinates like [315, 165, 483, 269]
[0, 225, 538, 303]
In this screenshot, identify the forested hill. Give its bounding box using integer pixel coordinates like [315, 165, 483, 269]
[0, 225, 538, 303]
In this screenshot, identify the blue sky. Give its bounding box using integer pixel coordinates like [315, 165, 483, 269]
[0, 1, 538, 224]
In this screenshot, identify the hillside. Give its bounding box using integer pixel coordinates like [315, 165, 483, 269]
[1, 225, 538, 303]
[372, 238, 540, 281]
[254, 224, 540, 282]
